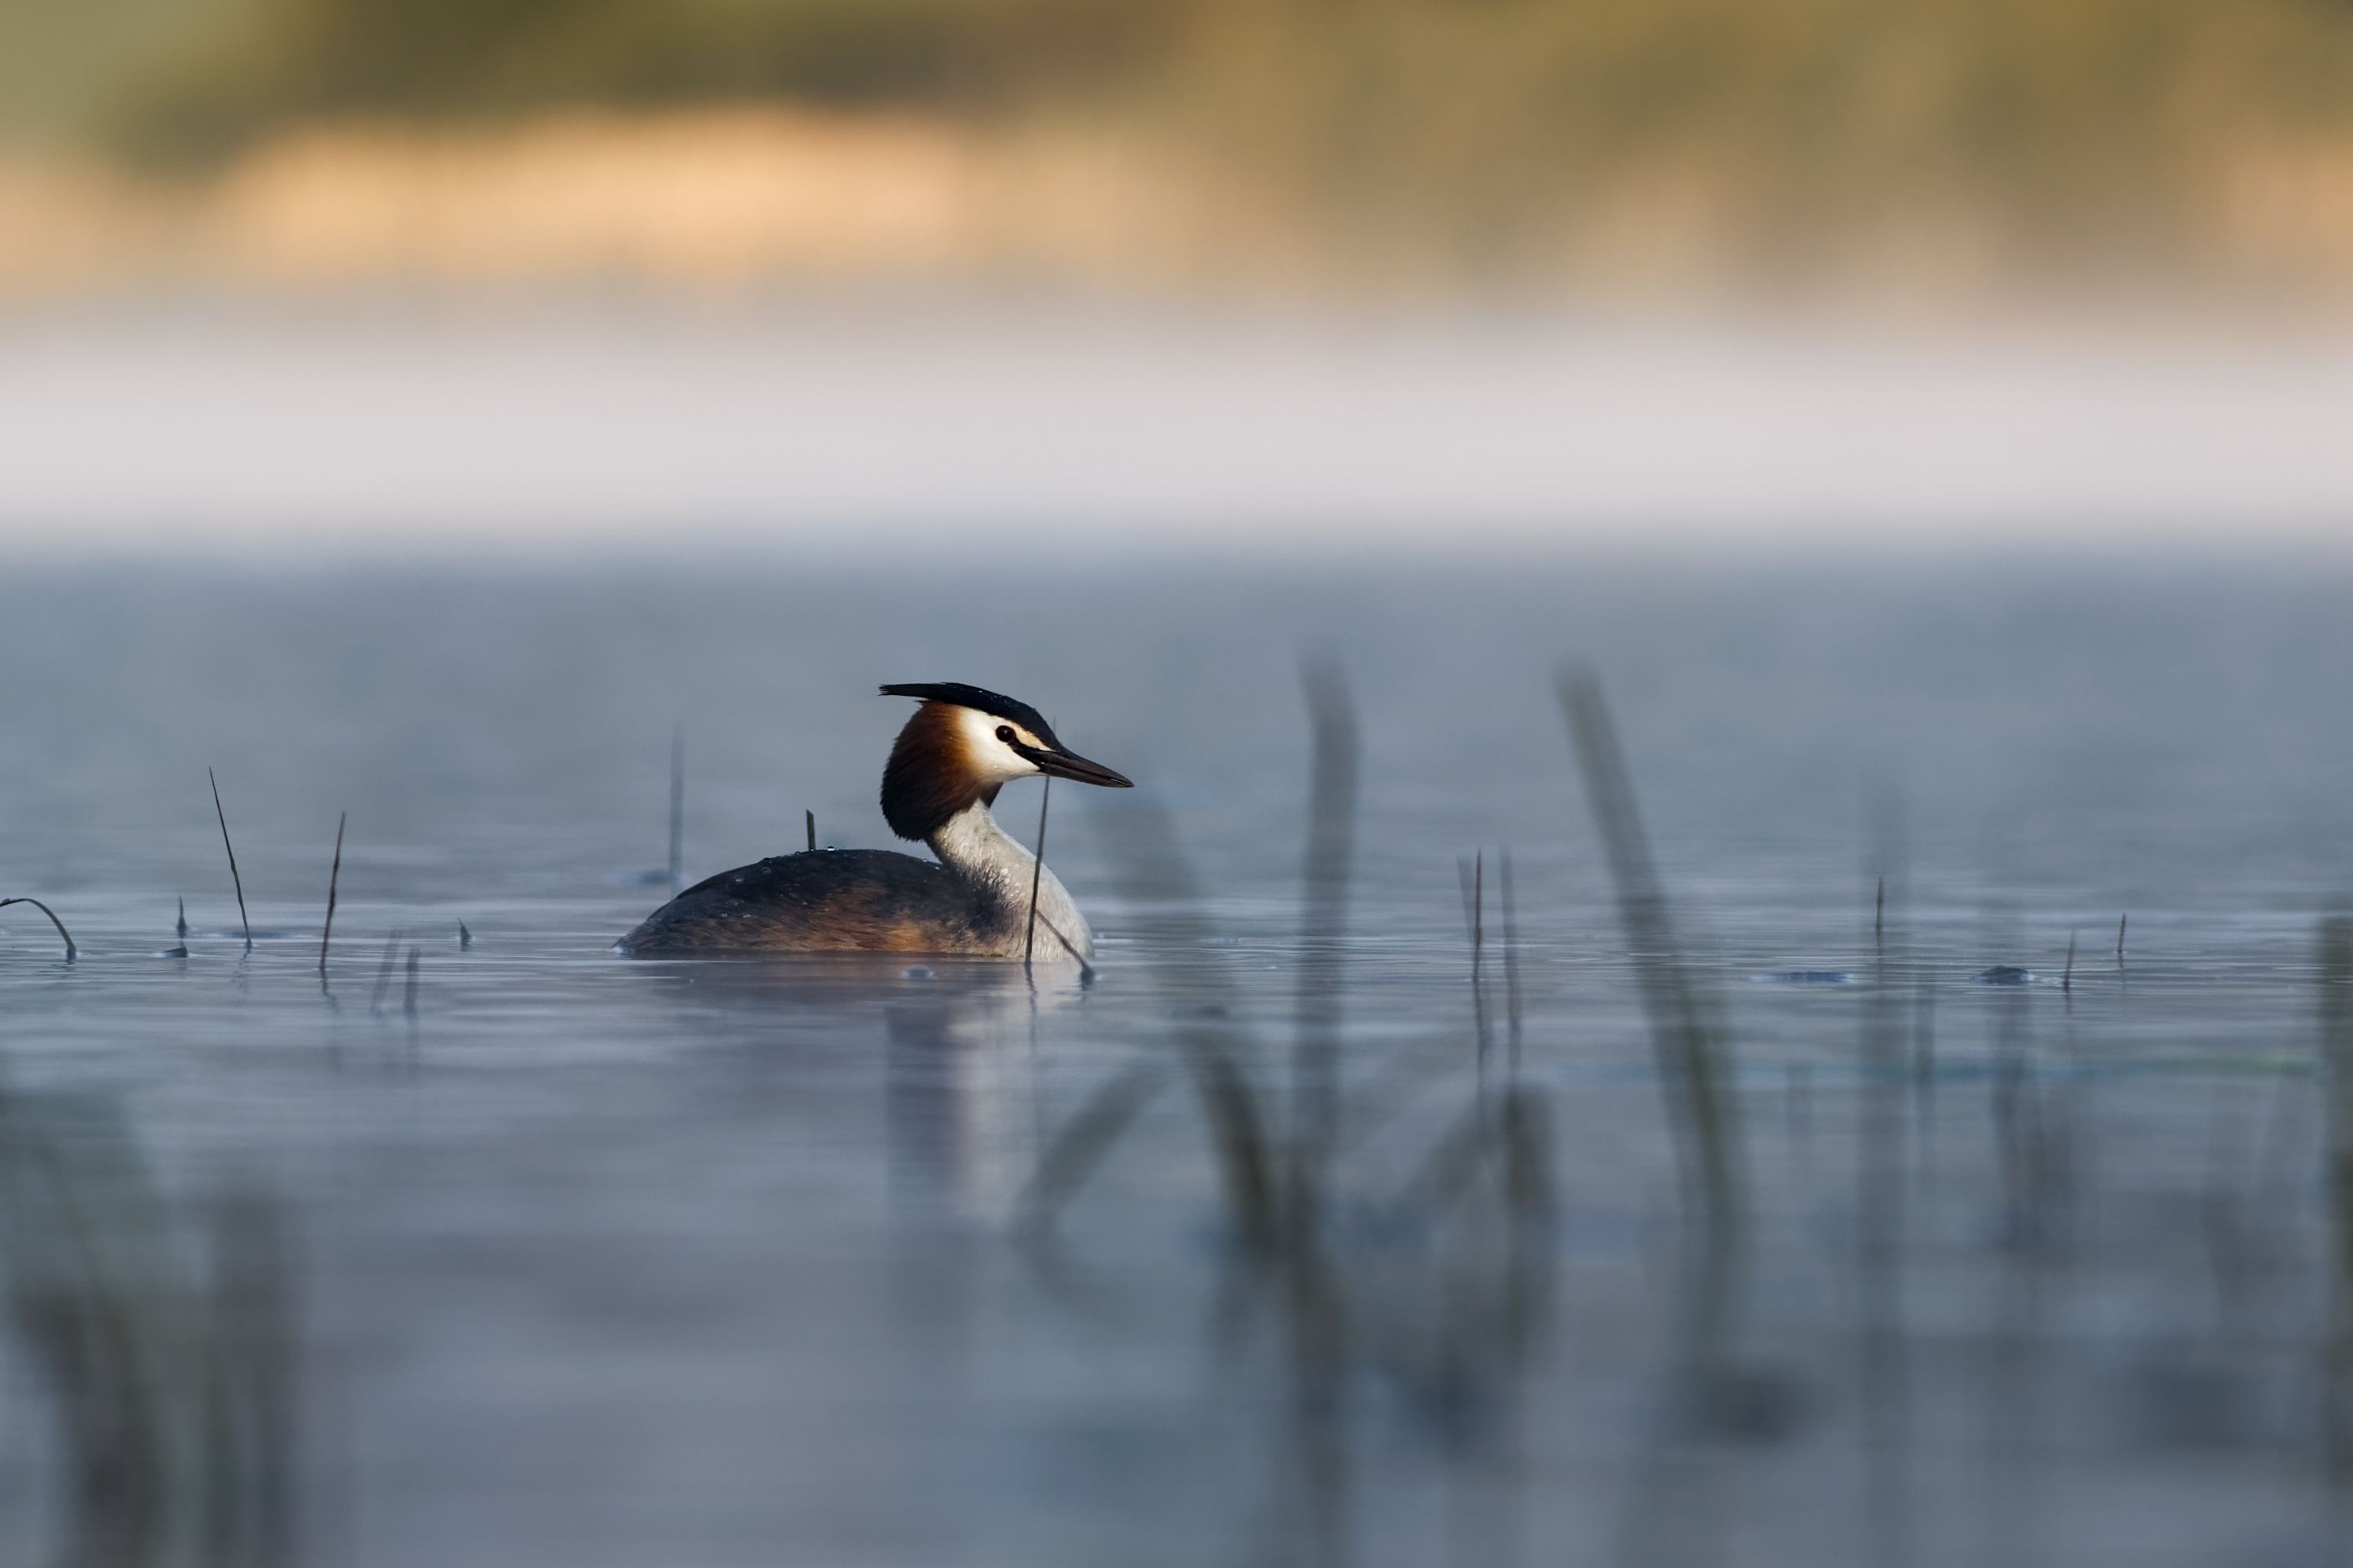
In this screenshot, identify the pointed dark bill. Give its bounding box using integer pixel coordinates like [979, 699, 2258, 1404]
[1019, 744, 1133, 788]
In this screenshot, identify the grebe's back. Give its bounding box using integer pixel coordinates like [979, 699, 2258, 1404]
[619, 682, 1130, 960]
[623, 849, 1013, 955]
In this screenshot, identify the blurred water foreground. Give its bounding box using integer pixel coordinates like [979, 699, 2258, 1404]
[0, 562, 2351, 1565]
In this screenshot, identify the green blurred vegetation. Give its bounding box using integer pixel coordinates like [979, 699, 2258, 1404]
[75, 0, 1188, 157]
[14, 0, 2353, 245]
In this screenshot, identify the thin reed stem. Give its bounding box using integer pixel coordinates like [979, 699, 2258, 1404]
[319, 812, 346, 977]
[1473, 850, 1485, 969]
[0, 897, 76, 961]
[1457, 852, 1493, 1067]
[1034, 901, 1095, 981]
[1024, 776, 1053, 969]
[209, 768, 252, 951]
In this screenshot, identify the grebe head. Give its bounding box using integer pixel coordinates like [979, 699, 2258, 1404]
[878, 682, 1133, 842]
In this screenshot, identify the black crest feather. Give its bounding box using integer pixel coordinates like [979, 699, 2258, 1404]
[878, 683, 1062, 749]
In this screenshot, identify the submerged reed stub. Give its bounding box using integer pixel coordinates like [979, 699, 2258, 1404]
[321, 811, 347, 977]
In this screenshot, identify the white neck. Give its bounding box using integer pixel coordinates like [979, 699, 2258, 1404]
[930, 799, 1093, 960]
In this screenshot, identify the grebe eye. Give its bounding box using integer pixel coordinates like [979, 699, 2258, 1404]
[995, 726, 1016, 744]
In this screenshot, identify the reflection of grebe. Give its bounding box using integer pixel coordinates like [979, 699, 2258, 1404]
[620, 684, 1131, 959]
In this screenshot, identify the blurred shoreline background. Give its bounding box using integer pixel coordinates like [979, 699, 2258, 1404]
[9, 0, 2353, 308]
[6, 0, 2352, 560]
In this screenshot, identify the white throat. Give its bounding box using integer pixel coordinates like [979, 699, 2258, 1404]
[930, 799, 1093, 960]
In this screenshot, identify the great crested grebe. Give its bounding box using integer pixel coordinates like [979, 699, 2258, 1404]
[619, 683, 1131, 959]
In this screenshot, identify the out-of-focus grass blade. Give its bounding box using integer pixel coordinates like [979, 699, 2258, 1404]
[1016, 1059, 1172, 1234]
[1556, 669, 1744, 1245]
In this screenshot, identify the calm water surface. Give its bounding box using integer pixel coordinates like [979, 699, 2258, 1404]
[1, 558, 2350, 1566]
